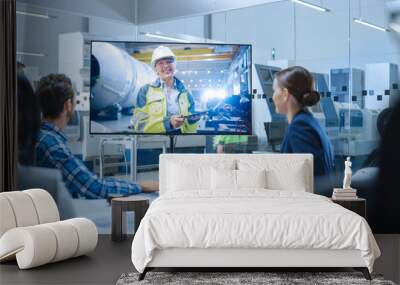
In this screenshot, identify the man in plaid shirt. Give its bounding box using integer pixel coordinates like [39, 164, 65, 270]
[35, 74, 158, 199]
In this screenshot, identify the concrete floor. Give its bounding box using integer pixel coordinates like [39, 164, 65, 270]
[1, 235, 398, 285]
[373, 234, 400, 284]
[0, 235, 134, 285]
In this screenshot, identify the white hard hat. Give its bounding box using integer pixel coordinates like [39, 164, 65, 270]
[151, 46, 176, 67]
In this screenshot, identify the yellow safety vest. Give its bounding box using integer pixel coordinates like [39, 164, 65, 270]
[132, 85, 198, 134]
[213, 135, 248, 147]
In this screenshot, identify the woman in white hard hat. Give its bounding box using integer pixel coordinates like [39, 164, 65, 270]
[132, 46, 199, 134]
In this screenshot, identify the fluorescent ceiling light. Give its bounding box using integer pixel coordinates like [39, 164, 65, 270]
[141, 32, 190, 43]
[292, 0, 329, 12]
[16, 11, 49, 19]
[353, 18, 389, 32]
[389, 22, 400, 33]
[17, 51, 45, 57]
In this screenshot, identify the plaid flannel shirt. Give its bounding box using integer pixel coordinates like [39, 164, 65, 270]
[36, 122, 141, 199]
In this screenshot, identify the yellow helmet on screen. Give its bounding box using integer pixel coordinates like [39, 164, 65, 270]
[151, 46, 176, 67]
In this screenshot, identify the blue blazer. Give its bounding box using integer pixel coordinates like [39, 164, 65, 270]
[281, 109, 334, 177]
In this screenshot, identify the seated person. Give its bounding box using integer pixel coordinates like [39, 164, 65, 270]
[17, 71, 75, 217]
[132, 46, 199, 134]
[377, 99, 400, 232]
[272, 66, 334, 193]
[17, 70, 41, 166]
[35, 73, 158, 199]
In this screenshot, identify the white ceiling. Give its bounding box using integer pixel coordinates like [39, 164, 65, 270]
[17, 0, 136, 23]
[16, 0, 283, 25]
[137, 0, 282, 24]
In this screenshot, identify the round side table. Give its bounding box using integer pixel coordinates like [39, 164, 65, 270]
[111, 196, 149, 242]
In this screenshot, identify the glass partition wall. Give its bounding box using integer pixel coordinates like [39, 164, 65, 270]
[208, 1, 394, 190]
[348, 0, 397, 232]
[16, 0, 395, 232]
[293, 0, 352, 193]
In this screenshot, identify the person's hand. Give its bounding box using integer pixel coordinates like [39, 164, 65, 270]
[139, 180, 159, 192]
[170, 115, 184, 128]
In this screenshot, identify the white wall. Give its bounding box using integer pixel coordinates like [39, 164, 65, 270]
[138, 15, 205, 41]
[89, 17, 137, 40]
[212, 1, 295, 66]
[210, 0, 398, 74]
[17, 0, 398, 87]
[137, 0, 281, 24]
[17, 2, 138, 79]
[295, 0, 399, 72]
[294, 0, 350, 73]
[349, 0, 400, 69]
[17, 9, 89, 80]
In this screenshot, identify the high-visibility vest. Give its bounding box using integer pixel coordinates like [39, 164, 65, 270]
[132, 85, 197, 134]
[213, 135, 248, 147]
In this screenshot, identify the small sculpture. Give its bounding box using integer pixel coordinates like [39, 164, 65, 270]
[342, 156, 352, 190]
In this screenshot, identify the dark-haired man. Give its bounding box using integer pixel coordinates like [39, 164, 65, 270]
[35, 74, 158, 199]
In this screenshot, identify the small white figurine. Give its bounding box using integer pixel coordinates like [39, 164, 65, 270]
[342, 156, 352, 189]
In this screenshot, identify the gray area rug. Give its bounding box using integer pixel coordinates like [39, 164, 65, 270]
[117, 272, 396, 285]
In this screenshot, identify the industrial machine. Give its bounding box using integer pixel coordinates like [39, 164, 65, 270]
[90, 41, 252, 135]
[309, 73, 333, 133]
[251, 63, 397, 157]
[90, 42, 157, 121]
[364, 62, 400, 110]
[327, 65, 399, 156]
[330, 68, 364, 106]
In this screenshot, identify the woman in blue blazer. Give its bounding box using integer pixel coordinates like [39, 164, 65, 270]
[272, 66, 334, 194]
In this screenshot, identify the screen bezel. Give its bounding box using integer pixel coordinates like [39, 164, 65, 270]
[89, 40, 252, 136]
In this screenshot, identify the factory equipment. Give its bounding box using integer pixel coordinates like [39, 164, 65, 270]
[364, 63, 400, 110]
[331, 62, 399, 156]
[59, 33, 157, 116]
[306, 68, 382, 157]
[90, 42, 252, 135]
[90, 42, 157, 120]
[330, 68, 364, 106]
[59, 34, 209, 180]
[309, 73, 331, 132]
[313, 73, 330, 93]
[331, 63, 400, 156]
[195, 48, 252, 134]
[59, 32, 91, 112]
[309, 99, 378, 157]
[251, 63, 387, 156]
